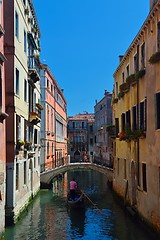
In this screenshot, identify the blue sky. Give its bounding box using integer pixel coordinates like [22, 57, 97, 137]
[33, 0, 149, 116]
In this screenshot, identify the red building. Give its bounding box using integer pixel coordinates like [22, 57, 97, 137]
[0, 0, 8, 233]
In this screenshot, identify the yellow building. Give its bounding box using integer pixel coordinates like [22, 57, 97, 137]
[113, 0, 160, 233]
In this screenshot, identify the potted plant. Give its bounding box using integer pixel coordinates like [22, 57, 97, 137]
[118, 91, 124, 99]
[25, 7, 29, 15]
[135, 69, 146, 79]
[17, 139, 25, 150]
[149, 51, 160, 64]
[25, 141, 33, 151]
[126, 74, 136, 85]
[118, 132, 127, 141]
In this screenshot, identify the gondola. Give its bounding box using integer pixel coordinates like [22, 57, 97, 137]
[67, 190, 85, 207]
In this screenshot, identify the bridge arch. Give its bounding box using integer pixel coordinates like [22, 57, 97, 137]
[40, 163, 113, 189]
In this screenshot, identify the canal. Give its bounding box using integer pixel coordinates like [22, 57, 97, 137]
[4, 169, 156, 240]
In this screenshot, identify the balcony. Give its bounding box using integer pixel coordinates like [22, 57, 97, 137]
[29, 107, 41, 125]
[28, 56, 40, 83]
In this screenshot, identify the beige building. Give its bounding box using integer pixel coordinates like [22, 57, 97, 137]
[112, 0, 160, 233]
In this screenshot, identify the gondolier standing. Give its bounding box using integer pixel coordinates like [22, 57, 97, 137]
[70, 178, 77, 200]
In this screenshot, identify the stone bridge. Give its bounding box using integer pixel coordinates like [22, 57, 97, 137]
[40, 162, 113, 188]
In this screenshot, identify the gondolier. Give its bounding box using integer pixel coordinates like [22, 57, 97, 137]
[70, 178, 77, 200]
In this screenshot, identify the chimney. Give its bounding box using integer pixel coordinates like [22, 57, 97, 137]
[95, 99, 97, 104]
[104, 89, 107, 95]
[150, 0, 157, 10]
[119, 55, 123, 62]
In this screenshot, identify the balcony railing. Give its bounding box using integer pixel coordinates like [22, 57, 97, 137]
[28, 56, 40, 83]
[29, 106, 41, 125]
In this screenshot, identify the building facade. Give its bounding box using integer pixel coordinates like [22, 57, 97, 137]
[112, 0, 160, 233]
[0, 0, 7, 234]
[67, 113, 95, 162]
[40, 64, 67, 172]
[4, 0, 42, 224]
[94, 90, 113, 167]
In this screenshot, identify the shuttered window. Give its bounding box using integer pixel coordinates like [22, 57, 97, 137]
[155, 93, 160, 129]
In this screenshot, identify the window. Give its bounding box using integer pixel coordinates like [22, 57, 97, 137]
[126, 65, 129, 77]
[122, 72, 124, 83]
[34, 157, 36, 169]
[82, 122, 84, 129]
[24, 30, 27, 53]
[51, 84, 53, 94]
[90, 125, 93, 132]
[140, 99, 147, 130]
[115, 118, 119, 137]
[47, 142, 49, 156]
[115, 82, 118, 98]
[141, 43, 145, 69]
[134, 53, 138, 73]
[16, 68, 19, 95]
[126, 110, 131, 128]
[16, 115, 21, 140]
[72, 122, 75, 129]
[132, 106, 137, 130]
[157, 22, 160, 51]
[15, 11, 19, 39]
[121, 113, 125, 132]
[142, 163, 147, 192]
[47, 79, 49, 89]
[24, 79, 27, 102]
[90, 138, 93, 145]
[47, 105, 49, 131]
[155, 92, 160, 129]
[34, 129, 38, 144]
[24, 162, 26, 184]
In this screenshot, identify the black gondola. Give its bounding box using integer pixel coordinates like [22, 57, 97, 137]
[67, 190, 85, 207]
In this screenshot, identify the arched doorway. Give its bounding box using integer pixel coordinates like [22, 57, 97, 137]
[131, 161, 137, 206]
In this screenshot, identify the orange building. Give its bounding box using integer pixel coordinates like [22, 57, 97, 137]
[40, 64, 67, 171]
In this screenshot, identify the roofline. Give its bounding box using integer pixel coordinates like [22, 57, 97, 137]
[28, 0, 41, 37]
[42, 64, 67, 104]
[113, 0, 160, 77]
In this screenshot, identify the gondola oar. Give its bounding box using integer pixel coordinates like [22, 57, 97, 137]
[81, 190, 102, 214]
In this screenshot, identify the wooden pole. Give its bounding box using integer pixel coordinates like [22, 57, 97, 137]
[81, 190, 102, 214]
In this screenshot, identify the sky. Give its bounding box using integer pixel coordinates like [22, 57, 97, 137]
[32, 0, 149, 116]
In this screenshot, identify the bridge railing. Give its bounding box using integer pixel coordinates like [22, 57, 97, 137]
[40, 157, 68, 173]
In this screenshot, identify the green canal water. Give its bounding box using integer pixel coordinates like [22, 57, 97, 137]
[4, 169, 156, 240]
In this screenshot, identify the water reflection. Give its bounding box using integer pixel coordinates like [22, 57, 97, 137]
[4, 169, 156, 240]
[67, 207, 86, 238]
